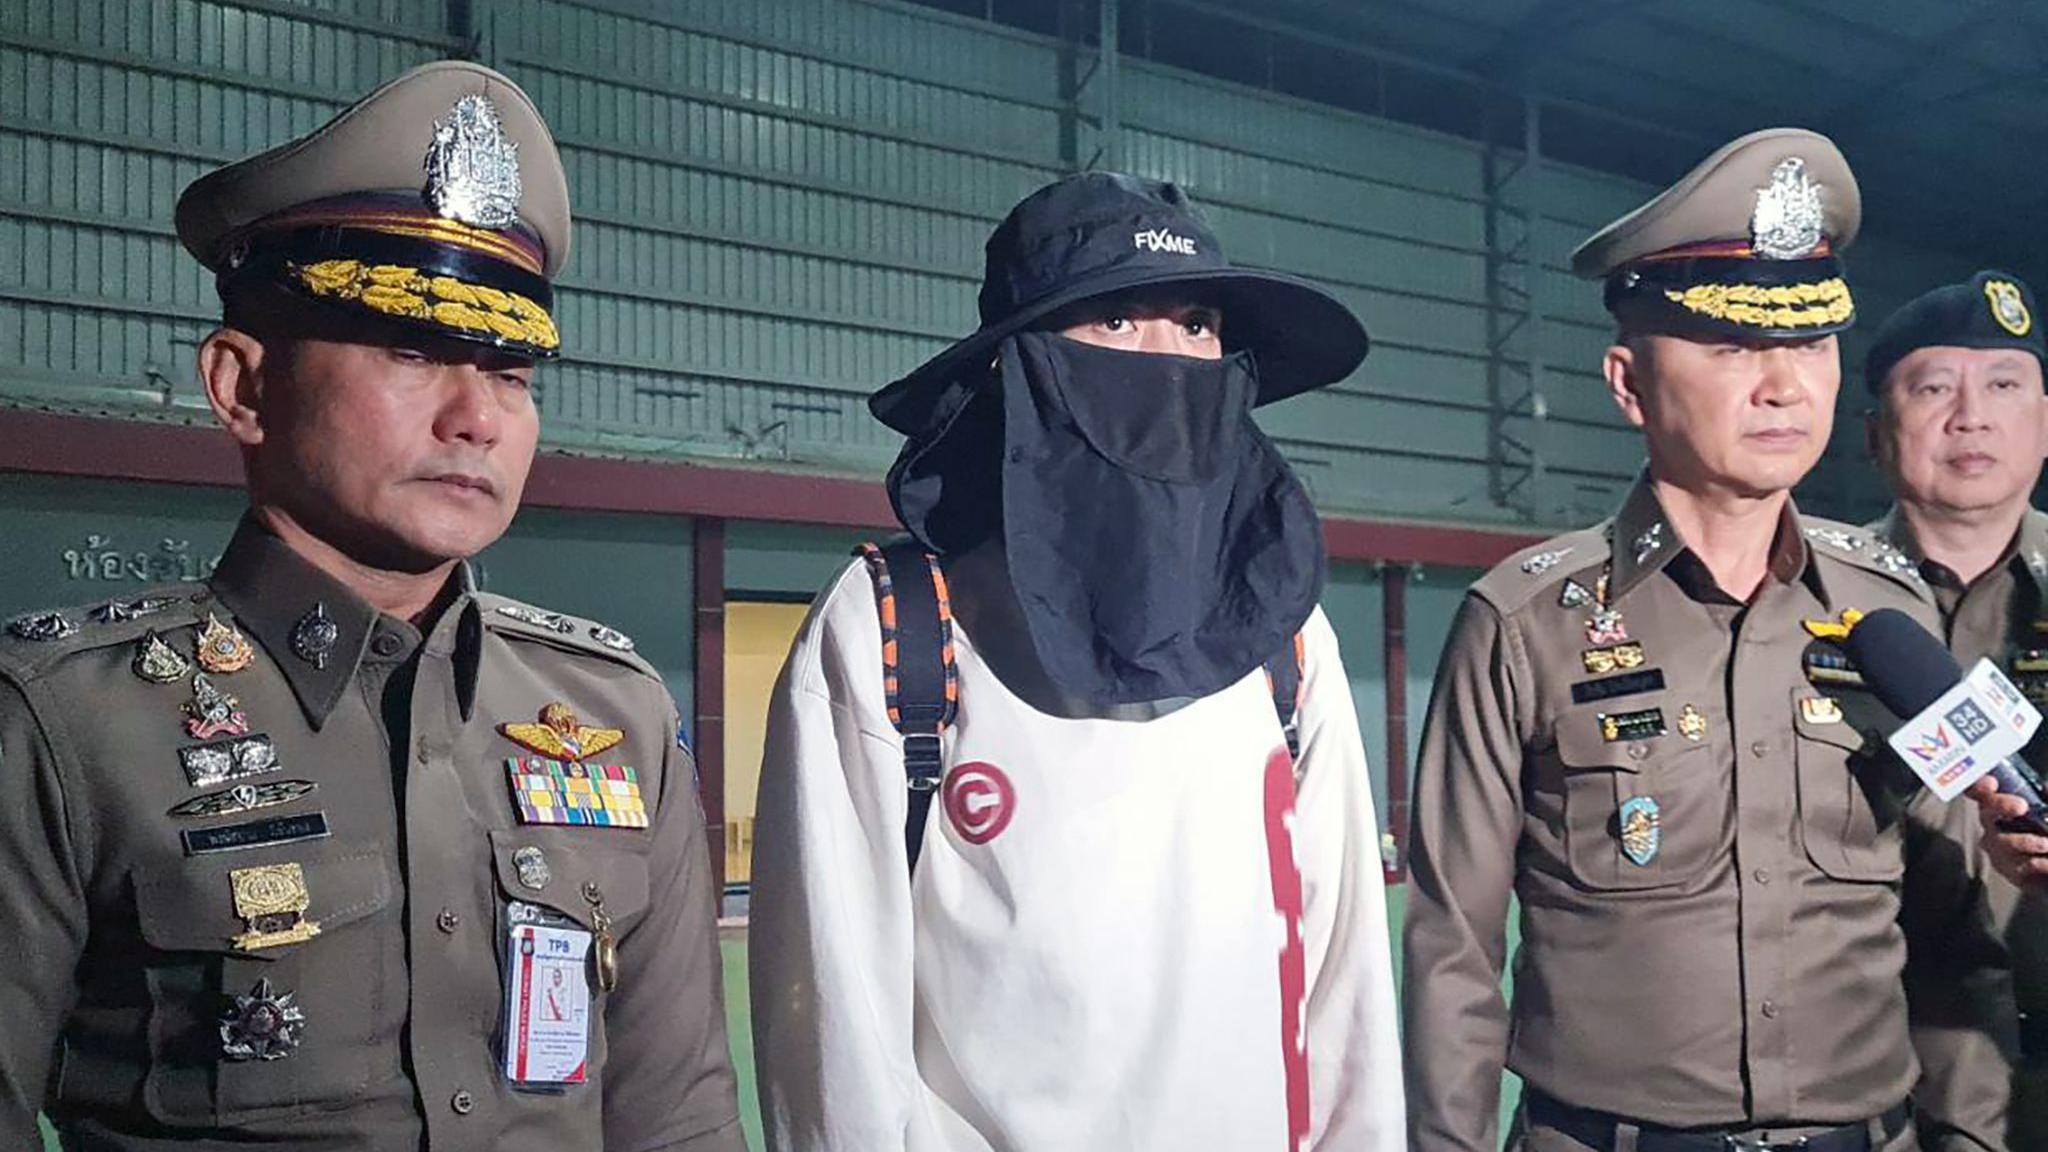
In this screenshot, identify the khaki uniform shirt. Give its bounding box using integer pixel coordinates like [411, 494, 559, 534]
[1874, 507, 2048, 1009]
[0, 520, 743, 1151]
[1403, 479, 2012, 1152]
[1874, 508, 2048, 1141]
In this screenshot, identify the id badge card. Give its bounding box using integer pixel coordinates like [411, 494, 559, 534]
[503, 901, 593, 1085]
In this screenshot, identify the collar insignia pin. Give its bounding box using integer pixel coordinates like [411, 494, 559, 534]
[290, 604, 338, 670]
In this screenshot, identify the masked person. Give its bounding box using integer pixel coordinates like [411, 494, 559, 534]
[1403, 129, 2013, 1152]
[1863, 272, 2048, 1149]
[0, 63, 744, 1150]
[749, 173, 1403, 1151]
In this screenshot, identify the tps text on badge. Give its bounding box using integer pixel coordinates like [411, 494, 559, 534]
[1888, 658, 2042, 801]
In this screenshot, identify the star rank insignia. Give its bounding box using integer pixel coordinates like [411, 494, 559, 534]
[1520, 547, 1573, 576]
[6, 610, 77, 642]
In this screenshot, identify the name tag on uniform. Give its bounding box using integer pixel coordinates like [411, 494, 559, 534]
[503, 904, 592, 1085]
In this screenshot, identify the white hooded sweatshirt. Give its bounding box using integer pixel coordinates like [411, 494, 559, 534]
[750, 545, 1403, 1152]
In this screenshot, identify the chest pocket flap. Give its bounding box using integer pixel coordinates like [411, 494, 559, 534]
[1791, 686, 1909, 883]
[133, 848, 393, 956]
[1553, 713, 1724, 892]
[489, 828, 652, 934]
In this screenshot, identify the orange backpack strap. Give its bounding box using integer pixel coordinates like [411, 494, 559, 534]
[855, 537, 958, 876]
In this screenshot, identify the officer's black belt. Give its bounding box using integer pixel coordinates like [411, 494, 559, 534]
[1526, 1090, 1909, 1152]
[2020, 1008, 2048, 1061]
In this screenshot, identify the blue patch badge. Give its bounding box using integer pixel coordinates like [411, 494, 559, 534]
[1619, 796, 1661, 866]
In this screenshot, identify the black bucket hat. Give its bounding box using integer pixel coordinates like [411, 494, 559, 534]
[868, 172, 1369, 435]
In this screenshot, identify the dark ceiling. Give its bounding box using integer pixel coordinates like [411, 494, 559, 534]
[921, 0, 2048, 283]
[1262, 0, 2048, 274]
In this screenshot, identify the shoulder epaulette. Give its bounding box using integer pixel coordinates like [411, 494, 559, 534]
[0, 587, 209, 678]
[1800, 516, 1927, 596]
[1470, 524, 1611, 614]
[474, 592, 657, 678]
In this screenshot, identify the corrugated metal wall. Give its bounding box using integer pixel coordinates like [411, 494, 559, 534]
[0, 0, 1979, 529]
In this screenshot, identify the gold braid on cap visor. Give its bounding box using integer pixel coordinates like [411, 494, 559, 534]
[287, 259, 560, 351]
[1662, 277, 1853, 330]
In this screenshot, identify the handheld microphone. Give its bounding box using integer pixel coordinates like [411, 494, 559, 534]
[1842, 607, 2048, 834]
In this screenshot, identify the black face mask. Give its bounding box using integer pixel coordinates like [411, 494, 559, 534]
[892, 332, 1326, 705]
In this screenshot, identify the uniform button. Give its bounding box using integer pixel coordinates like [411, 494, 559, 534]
[1753, 868, 1771, 885]
[373, 632, 402, 656]
[417, 737, 433, 764]
[436, 908, 461, 933]
[1627, 742, 1650, 762]
[1761, 999, 1780, 1019]
[1750, 740, 1769, 758]
[451, 1090, 475, 1115]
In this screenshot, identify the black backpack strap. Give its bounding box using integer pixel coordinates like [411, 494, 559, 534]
[1263, 631, 1307, 765]
[855, 538, 959, 876]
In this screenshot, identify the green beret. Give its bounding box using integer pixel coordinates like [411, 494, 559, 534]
[1865, 271, 2044, 391]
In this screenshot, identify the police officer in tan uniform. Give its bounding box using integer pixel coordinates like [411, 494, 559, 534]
[0, 62, 745, 1150]
[1403, 128, 2013, 1152]
[1863, 272, 2048, 1149]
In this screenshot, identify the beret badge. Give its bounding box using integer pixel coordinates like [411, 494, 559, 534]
[1985, 279, 2033, 338]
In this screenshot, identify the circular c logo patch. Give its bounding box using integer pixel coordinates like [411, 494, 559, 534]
[942, 761, 1015, 845]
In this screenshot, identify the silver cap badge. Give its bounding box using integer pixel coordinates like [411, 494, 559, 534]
[424, 93, 522, 230]
[1751, 158, 1825, 261]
